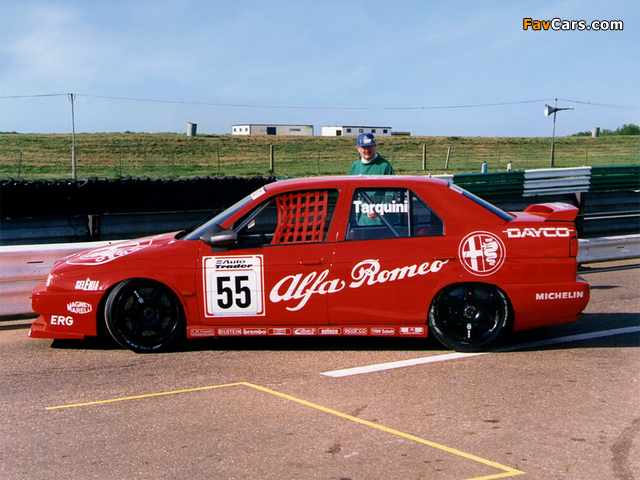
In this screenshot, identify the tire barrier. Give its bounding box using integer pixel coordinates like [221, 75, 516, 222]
[0, 175, 276, 219]
[1, 176, 276, 245]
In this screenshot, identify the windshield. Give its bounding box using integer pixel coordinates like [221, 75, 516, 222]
[179, 193, 255, 241]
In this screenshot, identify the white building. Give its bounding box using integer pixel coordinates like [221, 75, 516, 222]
[321, 126, 392, 137]
[231, 124, 314, 136]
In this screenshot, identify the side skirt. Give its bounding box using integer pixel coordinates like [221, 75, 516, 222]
[187, 325, 428, 338]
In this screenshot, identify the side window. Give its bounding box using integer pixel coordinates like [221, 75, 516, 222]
[346, 188, 443, 241]
[410, 191, 444, 237]
[233, 190, 338, 247]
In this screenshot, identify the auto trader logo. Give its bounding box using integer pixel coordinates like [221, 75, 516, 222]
[523, 18, 623, 31]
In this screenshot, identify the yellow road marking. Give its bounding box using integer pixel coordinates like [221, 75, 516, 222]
[47, 381, 525, 479]
[45, 382, 245, 410]
[244, 383, 524, 480]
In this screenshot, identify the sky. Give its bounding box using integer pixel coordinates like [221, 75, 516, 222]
[0, 0, 638, 137]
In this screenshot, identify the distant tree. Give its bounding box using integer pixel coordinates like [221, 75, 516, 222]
[572, 123, 639, 136]
[614, 124, 640, 135]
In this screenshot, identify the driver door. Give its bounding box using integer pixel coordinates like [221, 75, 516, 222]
[197, 189, 339, 326]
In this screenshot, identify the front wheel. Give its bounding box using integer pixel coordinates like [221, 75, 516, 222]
[105, 279, 185, 353]
[428, 283, 510, 352]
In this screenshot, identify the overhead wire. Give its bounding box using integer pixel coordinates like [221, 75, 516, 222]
[1, 93, 638, 111]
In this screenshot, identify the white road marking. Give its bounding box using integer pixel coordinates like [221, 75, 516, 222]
[322, 352, 488, 377]
[320, 326, 640, 378]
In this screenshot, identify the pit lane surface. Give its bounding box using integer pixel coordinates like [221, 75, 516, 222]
[1, 263, 638, 479]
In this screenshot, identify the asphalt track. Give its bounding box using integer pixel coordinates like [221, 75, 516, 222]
[1, 261, 638, 479]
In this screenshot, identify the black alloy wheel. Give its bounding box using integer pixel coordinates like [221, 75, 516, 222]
[428, 283, 510, 352]
[105, 278, 184, 353]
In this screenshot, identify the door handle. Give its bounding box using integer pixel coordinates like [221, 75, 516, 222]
[300, 258, 323, 265]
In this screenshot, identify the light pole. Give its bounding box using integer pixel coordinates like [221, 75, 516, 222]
[544, 99, 573, 167]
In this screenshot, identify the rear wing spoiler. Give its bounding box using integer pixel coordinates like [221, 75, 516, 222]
[523, 202, 579, 221]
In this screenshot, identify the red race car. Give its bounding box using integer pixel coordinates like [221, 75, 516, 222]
[30, 176, 589, 353]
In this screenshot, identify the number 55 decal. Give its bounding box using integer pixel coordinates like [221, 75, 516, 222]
[203, 256, 265, 317]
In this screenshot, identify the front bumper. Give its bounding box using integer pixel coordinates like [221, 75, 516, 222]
[29, 315, 86, 339]
[29, 281, 103, 339]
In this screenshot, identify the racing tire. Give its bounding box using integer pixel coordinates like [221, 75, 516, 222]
[105, 279, 185, 353]
[428, 283, 510, 352]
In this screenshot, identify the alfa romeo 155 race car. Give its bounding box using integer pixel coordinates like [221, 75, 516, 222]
[30, 176, 589, 353]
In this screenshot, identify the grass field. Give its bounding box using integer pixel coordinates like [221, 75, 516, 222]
[1, 132, 638, 180]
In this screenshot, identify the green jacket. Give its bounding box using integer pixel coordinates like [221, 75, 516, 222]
[349, 154, 395, 175]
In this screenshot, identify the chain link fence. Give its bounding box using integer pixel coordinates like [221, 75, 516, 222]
[1, 133, 638, 180]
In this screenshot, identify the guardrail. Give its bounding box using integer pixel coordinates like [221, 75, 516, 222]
[577, 235, 640, 263]
[0, 241, 114, 319]
[438, 166, 640, 239]
[441, 165, 640, 197]
[522, 167, 591, 196]
[1, 235, 638, 319]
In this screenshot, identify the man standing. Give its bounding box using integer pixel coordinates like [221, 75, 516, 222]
[349, 133, 395, 175]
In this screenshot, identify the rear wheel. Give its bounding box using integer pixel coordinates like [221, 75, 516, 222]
[105, 279, 184, 353]
[428, 283, 510, 352]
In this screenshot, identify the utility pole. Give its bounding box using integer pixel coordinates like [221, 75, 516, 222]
[69, 93, 77, 179]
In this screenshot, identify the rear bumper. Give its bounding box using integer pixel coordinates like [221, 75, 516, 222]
[507, 278, 590, 331]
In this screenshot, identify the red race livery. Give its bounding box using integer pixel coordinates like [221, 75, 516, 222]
[30, 176, 589, 352]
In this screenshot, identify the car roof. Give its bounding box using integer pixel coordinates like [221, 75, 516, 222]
[264, 175, 450, 193]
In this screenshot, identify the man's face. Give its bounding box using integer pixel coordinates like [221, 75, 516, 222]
[357, 145, 376, 161]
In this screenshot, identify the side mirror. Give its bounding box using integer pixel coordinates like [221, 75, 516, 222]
[200, 225, 238, 251]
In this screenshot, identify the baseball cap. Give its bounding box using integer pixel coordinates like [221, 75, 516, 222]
[356, 133, 377, 147]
